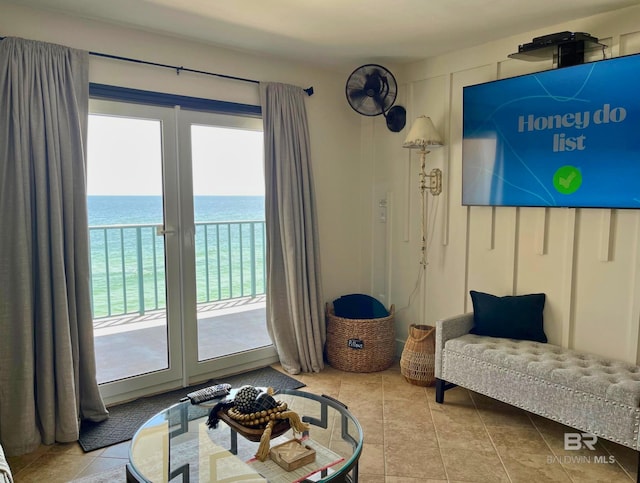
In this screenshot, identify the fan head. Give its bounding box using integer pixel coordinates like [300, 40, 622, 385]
[385, 105, 406, 133]
[346, 63, 406, 132]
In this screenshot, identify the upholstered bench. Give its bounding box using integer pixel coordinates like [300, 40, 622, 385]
[435, 312, 640, 481]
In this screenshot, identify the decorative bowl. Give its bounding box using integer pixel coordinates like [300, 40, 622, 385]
[217, 409, 291, 442]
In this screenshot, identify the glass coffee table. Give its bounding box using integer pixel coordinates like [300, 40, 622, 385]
[126, 389, 363, 483]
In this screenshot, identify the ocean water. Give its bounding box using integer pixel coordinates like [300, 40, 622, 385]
[88, 195, 265, 318]
[88, 195, 265, 225]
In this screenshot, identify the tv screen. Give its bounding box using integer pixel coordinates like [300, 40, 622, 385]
[462, 53, 640, 208]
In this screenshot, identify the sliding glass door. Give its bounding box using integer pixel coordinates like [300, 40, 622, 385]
[87, 100, 275, 404]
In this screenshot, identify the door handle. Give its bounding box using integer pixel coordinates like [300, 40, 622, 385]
[156, 225, 176, 236]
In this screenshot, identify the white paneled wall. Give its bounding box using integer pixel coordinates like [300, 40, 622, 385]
[373, 5, 640, 363]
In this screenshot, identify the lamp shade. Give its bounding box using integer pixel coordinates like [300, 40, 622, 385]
[403, 116, 443, 149]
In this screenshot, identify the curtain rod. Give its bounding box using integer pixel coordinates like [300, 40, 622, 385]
[0, 35, 314, 96]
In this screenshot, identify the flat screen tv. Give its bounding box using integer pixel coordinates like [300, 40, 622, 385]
[462, 53, 640, 209]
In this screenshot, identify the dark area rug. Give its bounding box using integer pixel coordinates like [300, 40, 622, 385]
[78, 366, 305, 452]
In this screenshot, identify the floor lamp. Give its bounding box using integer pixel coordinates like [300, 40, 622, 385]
[402, 115, 444, 268]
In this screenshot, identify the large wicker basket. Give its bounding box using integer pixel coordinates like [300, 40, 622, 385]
[325, 303, 395, 373]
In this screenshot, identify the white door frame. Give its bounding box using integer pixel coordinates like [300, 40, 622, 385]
[177, 109, 277, 384]
[89, 100, 277, 405]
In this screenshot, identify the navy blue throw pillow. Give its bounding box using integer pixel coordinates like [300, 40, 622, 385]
[469, 291, 547, 343]
[333, 294, 389, 319]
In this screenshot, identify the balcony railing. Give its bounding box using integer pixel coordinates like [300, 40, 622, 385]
[89, 220, 266, 319]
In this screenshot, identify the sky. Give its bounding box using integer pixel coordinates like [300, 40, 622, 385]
[87, 114, 265, 196]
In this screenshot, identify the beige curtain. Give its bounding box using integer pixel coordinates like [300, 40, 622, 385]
[260, 82, 325, 374]
[0, 37, 108, 456]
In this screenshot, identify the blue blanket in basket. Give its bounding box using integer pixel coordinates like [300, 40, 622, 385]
[333, 294, 389, 319]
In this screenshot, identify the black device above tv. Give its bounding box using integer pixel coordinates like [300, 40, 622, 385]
[462, 52, 640, 209]
[508, 31, 604, 67]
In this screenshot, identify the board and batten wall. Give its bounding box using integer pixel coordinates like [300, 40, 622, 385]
[366, 4, 640, 363]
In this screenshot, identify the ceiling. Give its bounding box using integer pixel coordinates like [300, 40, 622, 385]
[8, 0, 639, 70]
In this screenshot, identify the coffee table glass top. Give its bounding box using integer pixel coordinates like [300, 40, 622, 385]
[127, 389, 363, 482]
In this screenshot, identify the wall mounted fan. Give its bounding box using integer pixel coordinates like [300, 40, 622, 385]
[345, 64, 406, 132]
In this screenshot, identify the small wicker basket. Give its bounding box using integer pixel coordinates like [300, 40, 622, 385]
[400, 324, 436, 386]
[325, 303, 395, 373]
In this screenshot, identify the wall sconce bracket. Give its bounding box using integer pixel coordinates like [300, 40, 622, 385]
[420, 168, 442, 196]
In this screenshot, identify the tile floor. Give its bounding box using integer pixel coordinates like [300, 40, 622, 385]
[7, 361, 639, 482]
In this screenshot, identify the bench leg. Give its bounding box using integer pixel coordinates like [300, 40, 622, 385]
[435, 378, 458, 404]
[435, 378, 445, 403]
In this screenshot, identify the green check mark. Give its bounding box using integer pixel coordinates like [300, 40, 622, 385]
[553, 166, 582, 195]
